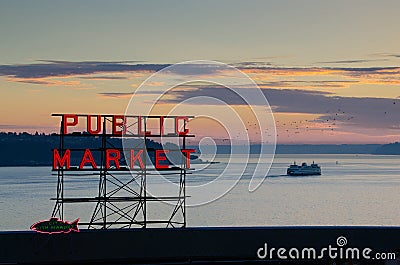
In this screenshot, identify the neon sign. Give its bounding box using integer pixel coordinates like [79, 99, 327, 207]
[32, 114, 194, 231]
[52, 114, 195, 171]
[60, 114, 190, 136]
[53, 148, 195, 170]
[30, 217, 79, 234]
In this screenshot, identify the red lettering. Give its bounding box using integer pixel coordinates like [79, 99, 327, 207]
[112, 115, 126, 135]
[175, 116, 189, 135]
[63, 114, 78, 134]
[138, 116, 151, 135]
[181, 149, 196, 169]
[159, 116, 164, 135]
[130, 149, 144, 169]
[106, 149, 120, 169]
[155, 150, 169, 169]
[87, 115, 101, 134]
[79, 149, 97, 169]
[53, 149, 71, 169]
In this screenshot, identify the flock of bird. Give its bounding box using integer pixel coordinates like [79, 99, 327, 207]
[186, 100, 399, 143]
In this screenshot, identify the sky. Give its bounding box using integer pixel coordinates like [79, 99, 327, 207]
[1, 0, 400, 144]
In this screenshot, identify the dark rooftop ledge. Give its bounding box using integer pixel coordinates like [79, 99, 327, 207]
[1, 226, 399, 264]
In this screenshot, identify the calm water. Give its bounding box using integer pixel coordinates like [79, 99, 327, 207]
[0, 154, 399, 231]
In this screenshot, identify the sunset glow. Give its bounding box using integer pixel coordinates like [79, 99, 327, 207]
[1, 1, 400, 144]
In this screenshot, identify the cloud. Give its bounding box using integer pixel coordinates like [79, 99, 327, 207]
[257, 80, 356, 89]
[163, 63, 228, 77]
[334, 66, 400, 75]
[239, 66, 400, 84]
[36, 59, 145, 64]
[242, 66, 400, 87]
[78, 75, 128, 80]
[143, 85, 400, 130]
[1, 60, 400, 97]
[0, 60, 169, 79]
[369, 53, 400, 59]
[7, 77, 83, 86]
[159, 86, 331, 106]
[98, 92, 134, 98]
[315, 59, 387, 64]
[1, 60, 399, 87]
[232, 61, 273, 68]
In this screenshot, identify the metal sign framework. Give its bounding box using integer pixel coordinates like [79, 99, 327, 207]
[51, 114, 194, 229]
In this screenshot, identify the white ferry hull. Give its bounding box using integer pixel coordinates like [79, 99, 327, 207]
[286, 161, 321, 176]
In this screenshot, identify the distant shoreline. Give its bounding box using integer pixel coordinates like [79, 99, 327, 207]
[1, 133, 399, 166]
[1, 153, 400, 167]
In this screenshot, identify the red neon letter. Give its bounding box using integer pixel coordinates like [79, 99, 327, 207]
[53, 149, 71, 169]
[181, 149, 196, 169]
[87, 115, 101, 134]
[137, 116, 151, 135]
[159, 116, 164, 135]
[79, 149, 97, 169]
[112, 115, 126, 135]
[155, 150, 169, 169]
[106, 149, 120, 169]
[175, 116, 189, 135]
[63, 114, 78, 134]
[130, 149, 144, 169]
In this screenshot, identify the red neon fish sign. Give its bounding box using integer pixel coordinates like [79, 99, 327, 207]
[30, 217, 80, 234]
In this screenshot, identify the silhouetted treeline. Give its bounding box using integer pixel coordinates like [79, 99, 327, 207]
[372, 142, 400, 155]
[0, 132, 165, 166]
[0, 132, 57, 166]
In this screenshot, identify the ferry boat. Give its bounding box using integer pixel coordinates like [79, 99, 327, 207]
[286, 161, 321, 176]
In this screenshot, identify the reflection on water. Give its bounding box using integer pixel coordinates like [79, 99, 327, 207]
[0, 154, 399, 230]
